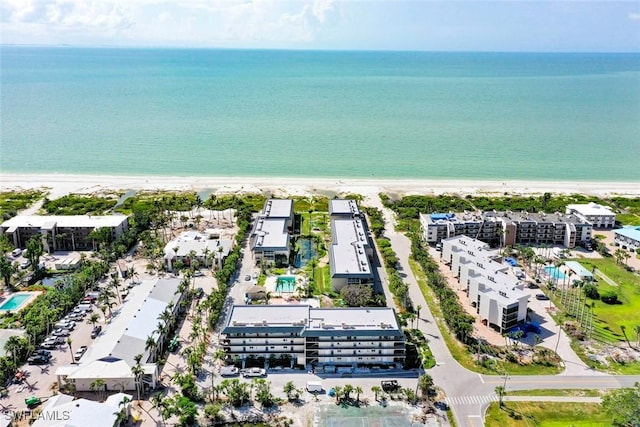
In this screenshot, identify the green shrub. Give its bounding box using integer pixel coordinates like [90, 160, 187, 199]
[583, 283, 600, 299]
[600, 291, 619, 304]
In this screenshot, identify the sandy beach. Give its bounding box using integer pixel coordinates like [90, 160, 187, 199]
[2, 173, 639, 200]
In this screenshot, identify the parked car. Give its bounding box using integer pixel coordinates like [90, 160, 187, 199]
[52, 328, 71, 337]
[39, 342, 58, 350]
[34, 349, 52, 359]
[25, 396, 41, 408]
[69, 312, 85, 320]
[220, 366, 239, 377]
[27, 355, 49, 365]
[74, 346, 88, 362]
[242, 367, 266, 378]
[194, 288, 204, 299]
[381, 380, 400, 393]
[44, 336, 65, 345]
[193, 270, 204, 277]
[535, 293, 550, 301]
[11, 248, 22, 257]
[55, 321, 75, 330]
[91, 326, 102, 339]
[244, 274, 252, 281]
[20, 259, 31, 269]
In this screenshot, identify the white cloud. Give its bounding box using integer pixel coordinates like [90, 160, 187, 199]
[1, 0, 342, 46]
[629, 12, 640, 21]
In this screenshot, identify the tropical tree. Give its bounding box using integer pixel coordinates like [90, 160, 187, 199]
[333, 385, 343, 404]
[67, 337, 74, 364]
[0, 256, 15, 291]
[145, 335, 158, 362]
[283, 381, 300, 401]
[354, 386, 363, 403]
[4, 335, 25, 367]
[150, 392, 169, 425]
[371, 385, 382, 402]
[495, 386, 506, 407]
[90, 378, 106, 402]
[252, 378, 276, 407]
[131, 354, 144, 401]
[343, 384, 354, 401]
[418, 374, 435, 400]
[87, 313, 101, 329]
[26, 235, 44, 267]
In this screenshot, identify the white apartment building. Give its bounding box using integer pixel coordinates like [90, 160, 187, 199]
[442, 236, 529, 332]
[614, 226, 640, 252]
[421, 211, 592, 248]
[222, 305, 405, 371]
[1, 214, 129, 252]
[329, 199, 362, 220]
[163, 230, 233, 271]
[329, 218, 373, 291]
[566, 202, 616, 228]
[250, 199, 294, 265]
[56, 277, 185, 392]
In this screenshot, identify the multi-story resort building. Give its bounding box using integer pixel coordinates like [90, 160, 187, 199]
[249, 199, 294, 266]
[614, 226, 640, 252]
[0, 214, 130, 252]
[56, 277, 185, 392]
[163, 230, 234, 271]
[328, 200, 374, 291]
[566, 202, 616, 228]
[420, 210, 592, 248]
[329, 198, 363, 220]
[222, 305, 405, 372]
[441, 236, 529, 332]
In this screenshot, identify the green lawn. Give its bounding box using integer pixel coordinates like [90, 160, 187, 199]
[313, 265, 333, 295]
[507, 389, 602, 397]
[568, 258, 640, 344]
[485, 402, 612, 427]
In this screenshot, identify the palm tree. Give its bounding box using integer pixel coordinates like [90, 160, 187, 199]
[354, 386, 363, 403]
[131, 354, 144, 402]
[87, 313, 100, 329]
[145, 335, 158, 362]
[90, 379, 106, 402]
[333, 385, 343, 404]
[150, 392, 167, 424]
[416, 305, 422, 323]
[343, 384, 354, 401]
[66, 337, 74, 364]
[4, 335, 23, 367]
[371, 385, 382, 402]
[495, 385, 506, 407]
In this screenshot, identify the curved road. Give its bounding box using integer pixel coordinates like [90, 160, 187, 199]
[369, 197, 640, 427]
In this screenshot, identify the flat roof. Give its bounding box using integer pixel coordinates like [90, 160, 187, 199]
[223, 305, 402, 336]
[330, 219, 372, 278]
[33, 393, 131, 427]
[1, 214, 128, 229]
[81, 277, 182, 367]
[164, 236, 233, 258]
[329, 199, 360, 216]
[615, 226, 640, 241]
[564, 261, 594, 278]
[567, 203, 616, 216]
[261, 199, 293, 219]
[251, 218, 289, 250]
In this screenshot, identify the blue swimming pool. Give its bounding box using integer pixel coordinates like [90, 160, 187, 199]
[0, 293, 34, 312]
[544, 266, 566, 280]
[275, 276, 296, 293]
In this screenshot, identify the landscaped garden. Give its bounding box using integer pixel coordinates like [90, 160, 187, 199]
[0, 190, 43, 220]
[485, 402, 612, 427]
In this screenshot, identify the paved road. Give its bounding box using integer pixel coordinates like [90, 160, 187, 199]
[370, 197, 640, 427]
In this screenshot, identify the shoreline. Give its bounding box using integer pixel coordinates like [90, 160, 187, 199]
[1, 173, 640, 199]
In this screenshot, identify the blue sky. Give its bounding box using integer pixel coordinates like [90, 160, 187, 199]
[1, 1, 639, 51]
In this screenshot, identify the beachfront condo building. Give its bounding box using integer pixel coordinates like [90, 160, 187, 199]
[1, 214, 130, 253]
[420, 211, 592, 248]
[329, 204, 374, 291]
[163, 230, 234, 272]
[249, 199, 294, 266]
[329, 198, 363, 220]
[614, 226, 640, 252]
[221, 305, 405, 372]
[566, 202, 616, 228]
[441, 236, 529, 332]
[55, 277, 186, 392]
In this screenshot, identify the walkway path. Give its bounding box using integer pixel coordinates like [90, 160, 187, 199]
[594, 268, 618, 287]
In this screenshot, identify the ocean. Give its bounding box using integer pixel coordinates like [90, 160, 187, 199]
[1, 47, 639, 181]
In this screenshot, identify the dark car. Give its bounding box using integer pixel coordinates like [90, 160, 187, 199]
[39, 342, 58, 350]
[194, 288, 204, 299]
[91, 326, 102, 339]
[535, 293, 550, 301]
[27, 355, 49, 365]
[34, 350, 52, 359]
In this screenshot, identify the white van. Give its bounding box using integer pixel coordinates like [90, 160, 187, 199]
[306, 381, 322, 393]
[76, 303, 92, 312]
[11, 248, 22, 257]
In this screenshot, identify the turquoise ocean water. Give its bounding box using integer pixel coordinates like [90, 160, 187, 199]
[1, 48, 639, 181]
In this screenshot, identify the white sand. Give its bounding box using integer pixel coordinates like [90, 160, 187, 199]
[1, 173, 639, 200]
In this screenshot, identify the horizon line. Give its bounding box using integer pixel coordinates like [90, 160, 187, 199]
[2, 44, 640, 55]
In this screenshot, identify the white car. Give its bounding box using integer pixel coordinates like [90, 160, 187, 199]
[74, 346, 88, 361]
[20, 259, 31, 269]
[242, 367, 266, 378]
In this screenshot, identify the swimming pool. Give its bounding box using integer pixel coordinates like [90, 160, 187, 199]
[0, 293, 36, 312]
[544, 266, 566, 280]
[275, 276, 296, 293]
